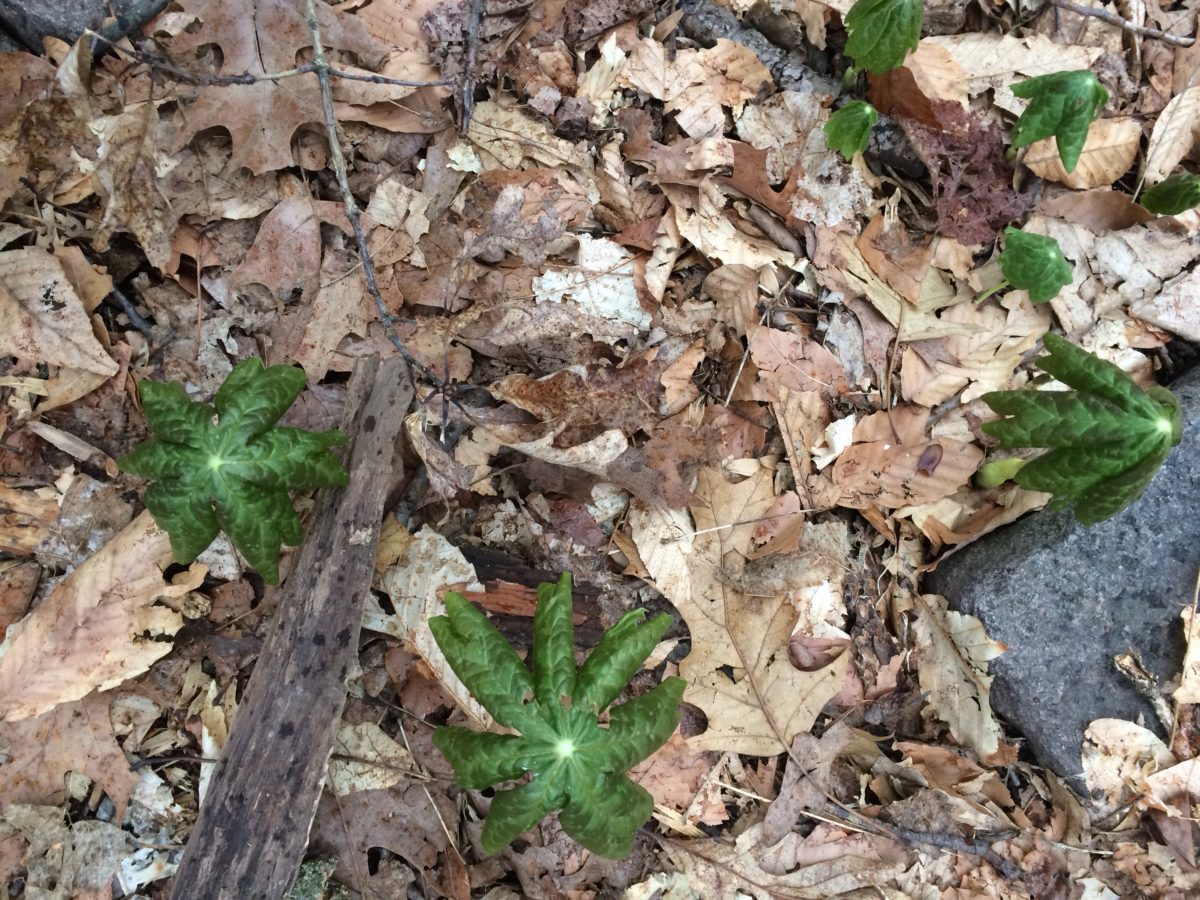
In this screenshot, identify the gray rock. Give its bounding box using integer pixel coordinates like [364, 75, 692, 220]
[0, 0, 164, 53]
[927, 365, 1200, 792]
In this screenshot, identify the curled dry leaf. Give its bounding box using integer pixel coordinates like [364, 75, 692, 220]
[630, 464, 849, 756]
[0, 248, 118, 377]
[1142, 86, 1200, 186]
[369, 521, 492, 727]
[910, 594, 1013, 765]
[0, 510, 203, 722]
[1023, 118, 1141, 190]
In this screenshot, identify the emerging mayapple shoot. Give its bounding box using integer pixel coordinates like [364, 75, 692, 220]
[430, 573, 684, 858]
[979, 334, 1182, 525]
[119, 359, 348, 583]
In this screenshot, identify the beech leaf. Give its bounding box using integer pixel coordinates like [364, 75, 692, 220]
[1010, 70, 1108, 173]
[980, 334, 1182, 525]
[119, 359, 348, 583]
[824, 101, 879, 159]
[998, 227, 1073, 303]
[1140, 172, 1200, 216]
[844, 0, 923, 74]
[429, 573, 684, 858]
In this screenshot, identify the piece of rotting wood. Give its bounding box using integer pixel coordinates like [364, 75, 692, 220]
[170, 355, 412, 900]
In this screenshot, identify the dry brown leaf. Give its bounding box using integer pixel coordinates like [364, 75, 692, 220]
[661, 822, 908, 897]
[629, 730, 726, 824]
[1131, 267, 1200, 342]
[630, 464, 849, 756]
[0, 481, 60, 555]
[1143, 86, 1200, 185]
[169, 0, 387, 174]
[0, 248, 118, 376]
[749, 327, 850, 402]
[0, 511, 203, 722]
[622, 38, 772, 138]
[0, 692, 140, 822]
[1024, 118, 1141, 189]
[1175, 607, 1200, 705]
[369, 522, 492, 727]
[1082, 718, 1175, 811]
[910, 594, 1013, 765]
[924, 33, 1103, 113]
[663, 180, 800, 270]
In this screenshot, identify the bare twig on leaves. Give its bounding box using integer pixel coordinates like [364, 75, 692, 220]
[304, 0, 438, 387]
[1051, 0, 1195, 46]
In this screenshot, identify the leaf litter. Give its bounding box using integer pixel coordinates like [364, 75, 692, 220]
[0, 0, 1198, 896]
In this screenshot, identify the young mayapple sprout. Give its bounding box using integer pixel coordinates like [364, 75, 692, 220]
[978, 334, 1182, 525]
[119, 359, 348, 583]
[429, 573, 684, 858]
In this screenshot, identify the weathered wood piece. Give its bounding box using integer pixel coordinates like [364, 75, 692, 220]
[170, 356, 412, 900]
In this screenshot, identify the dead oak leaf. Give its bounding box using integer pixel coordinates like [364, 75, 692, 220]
[0, 511, 203, 723]
[170, 0, 387, 174]
[631, 464, 848, 756]
[0, 691, 140, 822]
[622, 38, 772, 138]
[0, 248, 118, 376]
[833, 406, 983, 509]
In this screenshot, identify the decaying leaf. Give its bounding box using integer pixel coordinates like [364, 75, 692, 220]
[0, 511, 203, 722]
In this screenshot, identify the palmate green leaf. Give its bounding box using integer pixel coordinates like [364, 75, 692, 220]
[844, 0, 922, 74]
[430, 573, 684, 859]
[824, 101, 878, 160]
[1140, 173, 1200, 216]
[119, 359, 348, 583]
[999, 227, 1073, 303]
[980, 334, 1182, 525]
[1010, 70, 1108, 173]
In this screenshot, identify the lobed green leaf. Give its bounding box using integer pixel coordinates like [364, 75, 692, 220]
[1010, 70, 1108, 173]
[980, 334, 1182, 524]
[428, 574, 683, 858]
[1140, 172, 1200, 216]
[844, 0, 922, 74]
[824, 101, 878, 160]
[118, 359, 348, 582]
[998, 227, 1073, 303]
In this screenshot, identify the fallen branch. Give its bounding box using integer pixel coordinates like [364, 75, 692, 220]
[1051, 0, 1195, 47]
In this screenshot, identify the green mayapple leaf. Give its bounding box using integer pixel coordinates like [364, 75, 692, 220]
[430, 572, 684, 859]
[999, 226, 1073, 303]
[1140, 172, 1200, 216]
[1010, 70, 1108, 173]
[980, 334, 1182, 525]
[844, 0, 922, 74]
[824, 101, 879, 159]
[119, 359, 348, 582]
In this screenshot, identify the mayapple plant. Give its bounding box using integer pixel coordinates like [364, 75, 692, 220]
[119, 359, 348, 583]
[978, 334, 1182, 525]
[430, 573, 684, 858]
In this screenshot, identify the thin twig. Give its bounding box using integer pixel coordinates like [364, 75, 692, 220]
[85, 30, 451, 89]
[459, 0, 486, 134]
[1051, 0, 1195, 46]
[305, 0, 438, 386]
[106, 285, 155, 338]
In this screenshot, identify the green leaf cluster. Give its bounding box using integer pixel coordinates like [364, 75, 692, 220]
[119, 359, 348, 583]
[998, 226, 1073, 303]
[1010, 70, 1108, 173]
[1141, 173, 1200, 216]
[980, 334, 1182, 525]
[430, 573, 684, 858]
[825, 101, 879, 159]
[844, 0, 922, 74]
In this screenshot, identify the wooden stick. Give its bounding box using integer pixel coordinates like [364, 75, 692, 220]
[1051, 0, 1195, 47]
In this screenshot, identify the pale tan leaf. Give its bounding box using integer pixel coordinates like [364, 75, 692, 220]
[1024, 118, 1141, 189]
[329, 722, 417, 797]
[1131, 267, 1200, 342]
[1176, 607, 1200, 705]
[1082, 718, 1175, 810]
[0, 248, 118, 376]
[630, 464, 849, 756]
[910, 594, 1011, 764]
[369, 522, 492, 727]
[1143, 86, 1200, 185]
[0, 511, 201, 722]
